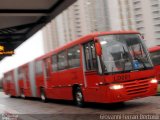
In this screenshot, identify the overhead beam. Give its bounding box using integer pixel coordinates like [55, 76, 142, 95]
[0, 33, 25, 37]
[0, 13, 48, 16]
[0, 9, 49, 13]
[0, 9, 49, 16]
[0, 22, 36, 31]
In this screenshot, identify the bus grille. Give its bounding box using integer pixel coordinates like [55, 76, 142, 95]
[123, 79, 149, 96]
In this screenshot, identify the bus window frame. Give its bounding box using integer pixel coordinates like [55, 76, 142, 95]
[68, 45, 81, 69]
[51, 54, 58, 72]
[35, 60, 43, 75]
[83, 40, 98, 72]
[57, 50, 69, 71]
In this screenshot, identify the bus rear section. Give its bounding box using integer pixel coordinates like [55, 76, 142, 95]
[3, 62, 37, 98]
[149, 46, 160, 93]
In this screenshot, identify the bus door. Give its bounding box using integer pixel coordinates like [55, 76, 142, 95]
[43, 57, 52, 88]
[83, 41, 104, 102]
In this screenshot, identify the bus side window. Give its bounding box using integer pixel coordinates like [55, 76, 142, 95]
[58, 50, 68, 70]
[24, 66, 29, 80]
[43, 58, 51, 78]
[35, 61, 43, 75]
[52, 55, 58, 71]
[18, 68, 23, 80]
[68, 45, 80, 68]
[84, 41, 97, 71]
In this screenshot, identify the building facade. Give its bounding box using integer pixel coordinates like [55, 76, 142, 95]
[42, 0, 159, 53]
[132, 0, 160, 47]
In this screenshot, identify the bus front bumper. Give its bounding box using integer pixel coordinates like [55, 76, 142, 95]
[105, 80, 158, 103]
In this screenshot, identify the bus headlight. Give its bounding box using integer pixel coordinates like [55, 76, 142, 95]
[109, 84, 124, 90]
[150, 79, 158, 84]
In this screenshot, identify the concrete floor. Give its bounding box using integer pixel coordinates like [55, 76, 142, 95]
[0, 92, 160, 120]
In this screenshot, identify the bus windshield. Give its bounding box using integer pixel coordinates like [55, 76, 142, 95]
[98, 34, 153, 74]
[150, 50, 160, 66]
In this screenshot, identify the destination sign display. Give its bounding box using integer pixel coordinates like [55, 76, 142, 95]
[0, 45, 14, 56]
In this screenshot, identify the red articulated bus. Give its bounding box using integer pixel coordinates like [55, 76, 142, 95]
[149, 46, 160, 93]
[3, 31, 158, 107]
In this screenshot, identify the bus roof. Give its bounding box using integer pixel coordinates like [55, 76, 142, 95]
[35, 30, 139, 61]
[149, 46, 160, 53]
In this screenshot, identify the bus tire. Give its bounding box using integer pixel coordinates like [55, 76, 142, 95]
[9, 95, 14, 98]
[20, 89, 25, 99]
[8, 93, 13, 98]
[40, 88, 47, 102]
[74, 87, 85, 107]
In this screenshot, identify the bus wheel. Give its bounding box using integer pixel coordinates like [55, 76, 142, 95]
[20, 89, 25, 99]
[40, 88, 47, 102]
[74, 87, 84, 107]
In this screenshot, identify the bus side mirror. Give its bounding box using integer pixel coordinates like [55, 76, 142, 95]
[94, 37, 102, 56]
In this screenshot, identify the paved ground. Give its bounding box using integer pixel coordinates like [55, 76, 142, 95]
[0, 92, 160, 120]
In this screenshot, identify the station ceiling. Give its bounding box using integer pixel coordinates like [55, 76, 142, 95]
[0, 0, 77, 60]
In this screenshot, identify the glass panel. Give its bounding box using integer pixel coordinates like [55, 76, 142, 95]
[68, 46, 80, 68]
[52, 55, 58, 71]
[58, 51, 68, 70]
[90, 41, 97, 69]
[36, 61, 43, 74]
[84, 44, 91, 70]
[84, 41, 98, 71]
[18, 68, 23, 79]
[98, 34, 152, 74]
